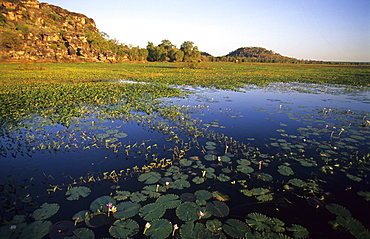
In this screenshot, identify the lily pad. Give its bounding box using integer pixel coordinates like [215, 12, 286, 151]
[170, 180, 191, 190]
[139, 203, 166, 221]
[180, 221, 205, 239]
[180, 158, 193, 166]
[195, 190, 213, 201]
[326, 203, 352, 217]
[32, 203, 60, 221]
[212, 191, 230, 201]
[85, 212, 110, 228]
[109, 219, 139, 238]
[192, 176, 205, 184]
[156, 194, 181, 209]
[90, 196, 115, 213]
[223, 219, 251, 238]
[20, 221, 52, 239]
[206, 201, 229, 217]
[237, 164, 254, 174]
[49, 221, 75, 239]
[206, 219, 223, 233]
[144, 219, 172, 239]
[114, 191, 131, 201]
[113, 201, 141, 219]
[72, 210, 90, 223]
[130, 192, 147, 203]
[277, 165, 294, 176]
[176, 202, 201, 221]
[357, 191, 370, 201]
[286, 224, 309, 238]
[205, 154, 217, 161]
[71, 227, 95, 239]
[65, 186, 91, 201]
[115, 132, 128, 138]
[138, 172, 161, 184]
[180, 193, 196, 202]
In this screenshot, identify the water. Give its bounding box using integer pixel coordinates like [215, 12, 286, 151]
[0, 82, 369, 238]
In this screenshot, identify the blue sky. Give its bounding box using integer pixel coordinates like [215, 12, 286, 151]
[43, 0, 369, 62]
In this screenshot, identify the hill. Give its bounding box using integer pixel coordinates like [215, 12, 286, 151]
[0, 0, 127, 62]
[225, 47, 295, 61]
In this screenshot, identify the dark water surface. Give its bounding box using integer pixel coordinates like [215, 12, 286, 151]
[0, 82, 369, 238]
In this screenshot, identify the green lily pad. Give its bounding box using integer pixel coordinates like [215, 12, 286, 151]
[206, 219, 222, 232]
[71, 227, 95, 239]
[205, 145, 216, 150]
[85, 212, 110, 228]
[156, 194, 181, 209]
[357, 191, 370, 201]
[138, 172, 161, 184]
[212, 191, 230, 201]
[205, 154, 217, 161]
[113, 201, 141, 219]
[114, 191, 131, 201]
[176, 202, 201, 221]
[246, 213, 285, 232]
[286, 224, 309, 238]
[139, 203, 166, 221]
[20, 221, 52, 239]
[170, 180, 191, 190]
[192, 176, 205, 184]
[256, 173, 273, 181]
[223, 219, 251, 238]
[277, 165, 294, 176]
[180, 193, 196, 202]
[206, 142, 217, 146]
[65, 186, 91, 201]
[237, 165, 254, 174]
[109, 219, 139, 238]
[237, 159, 251, 165]
[32, 203, 60, 221]
[288, 178, 307, 187]
[130, 192, 147, 203]
[90, 196, 115, 213]
[206, 201, 229, 217]
[72, 210, 90, 223]
[195, 190, 213, 201]
[220, 155, 231, 162]
[180, 158, 193, 166]
[217, 173, 230, 182]
[144, 219, 172, 239]
[106, 129, 119, 135]
[180, 221, 205, 239]
[326, 203, 352, 217]
[115, 132, 128, 138]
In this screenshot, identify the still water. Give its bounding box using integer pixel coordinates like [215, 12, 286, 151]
[0, 82, 369, 238]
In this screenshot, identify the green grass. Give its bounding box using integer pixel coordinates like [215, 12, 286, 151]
[0, 62, 369, 128]
[1, 62, 369, 87]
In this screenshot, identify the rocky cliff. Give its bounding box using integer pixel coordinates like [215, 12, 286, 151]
[0, 0, 119, 62]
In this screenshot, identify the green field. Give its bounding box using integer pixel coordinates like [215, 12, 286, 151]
[1, 62, 369, 127]
[1, 62, 369, 87]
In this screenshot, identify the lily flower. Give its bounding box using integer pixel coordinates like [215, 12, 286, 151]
[172, 224, 179, 236]
[144, 222, 151, 234]
[198, 211, 205, 219]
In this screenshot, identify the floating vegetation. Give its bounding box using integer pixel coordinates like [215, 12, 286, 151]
[0, 66, 369, 238]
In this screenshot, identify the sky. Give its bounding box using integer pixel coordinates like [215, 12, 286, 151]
[42, 0, 370, 62]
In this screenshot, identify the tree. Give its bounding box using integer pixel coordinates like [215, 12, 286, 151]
[180, 41, 201, 62]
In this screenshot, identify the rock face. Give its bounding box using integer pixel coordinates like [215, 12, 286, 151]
[0, 0, 117, 62]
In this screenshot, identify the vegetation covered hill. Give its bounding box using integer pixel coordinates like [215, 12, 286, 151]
[225, 47, 295, 62]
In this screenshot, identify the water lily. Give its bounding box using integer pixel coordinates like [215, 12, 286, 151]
[198, 211, 205, 219]
[106, 203, 113, 209]
[110, 205, 117, 213]
[172, 224, 179, 236]
[10, 225, 16, 230]
[143, 222, 151, 234]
